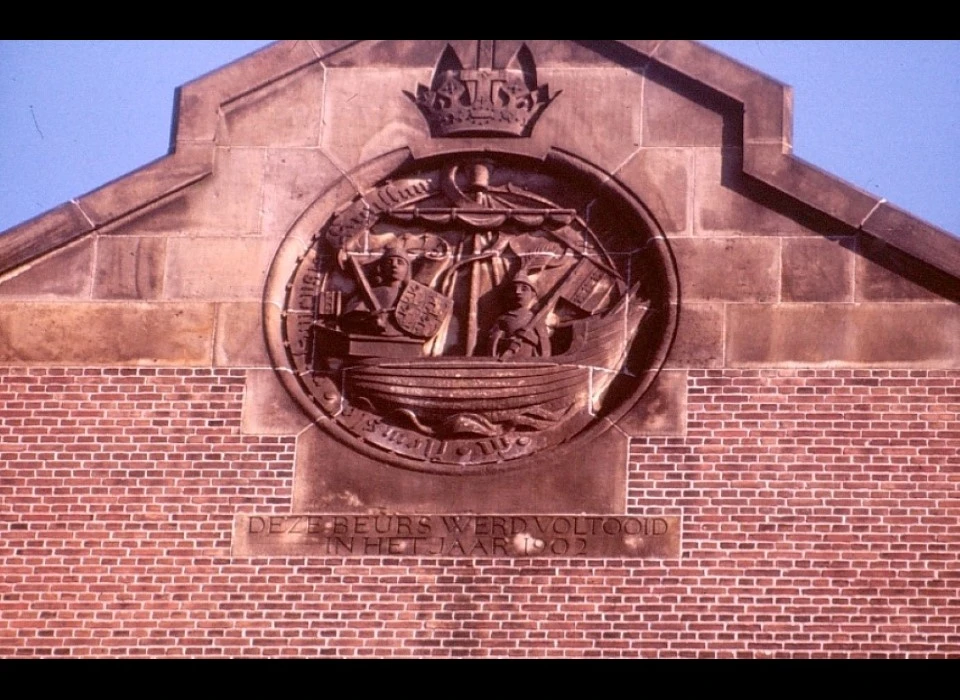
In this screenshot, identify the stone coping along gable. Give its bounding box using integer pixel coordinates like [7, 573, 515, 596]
[1, 40, 958, 277]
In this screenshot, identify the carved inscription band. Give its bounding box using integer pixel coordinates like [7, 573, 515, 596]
[233, 514, 680, 559]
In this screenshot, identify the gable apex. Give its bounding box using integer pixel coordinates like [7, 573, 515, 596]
[1, 40, 957, 282]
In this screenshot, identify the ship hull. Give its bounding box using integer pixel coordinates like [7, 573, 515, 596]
[335, 295, 648, 425]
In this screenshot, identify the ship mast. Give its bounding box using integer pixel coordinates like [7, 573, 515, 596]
[464, 161, 492, 356]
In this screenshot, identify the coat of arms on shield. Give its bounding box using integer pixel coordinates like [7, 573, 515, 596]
[394, 280, 453, 339]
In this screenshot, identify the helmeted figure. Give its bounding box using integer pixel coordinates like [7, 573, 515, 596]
[341, 244, 411, 337]
[487, 272, 551, 359]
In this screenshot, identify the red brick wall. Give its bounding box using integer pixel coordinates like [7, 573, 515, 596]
[2, 367, 956, 657]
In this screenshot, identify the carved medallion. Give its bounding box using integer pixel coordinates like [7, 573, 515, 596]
[265, 152, 678, 474]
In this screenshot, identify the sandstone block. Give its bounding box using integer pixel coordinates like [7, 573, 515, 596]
[123, 148, 265, 236]
[616, 370, 687, 436]
[292, 427, 627, 514]
[741, 79, 792, 146]
[260, 150, 344, 239]
[671, 237, 779, 301]
[696, 149, 832, 236]
[0, 302, 214, 365]
[507, 40, 648, 68]
[76, 144, 213, 228]
[856, 235, 960, 302]
[164, 238, 276, 300]
[321, 40, 476, 68]
[241, 368, 311, 435]
[320, 67, 433, 171]
[860, 202, 960, 281]
[0, 202, 93, 272]
[642, 63, 741, 147]
[0, 239, 94, 298]
[781, 237, 854, 302]
[175, 41, 321, 143]
[215, 302, 271, 367]
[222, 65, 325, 148]
[664, 303, 724, 368]
[743, 142, 877, 229]
[614, 148, 690, 233]
[531, 67, 643, 174]
[727, 304, 960, 367]
[94, 236, 166, 299]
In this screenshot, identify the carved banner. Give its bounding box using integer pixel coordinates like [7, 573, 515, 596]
[233, 514, 680, 559]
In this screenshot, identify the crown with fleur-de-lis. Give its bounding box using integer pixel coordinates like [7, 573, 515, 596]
[406, 43, 559, 138]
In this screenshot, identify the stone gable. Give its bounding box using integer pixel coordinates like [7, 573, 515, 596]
[1, 41, 957, 658]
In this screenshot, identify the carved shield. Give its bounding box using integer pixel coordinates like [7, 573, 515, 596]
[394, 280, 453, 339]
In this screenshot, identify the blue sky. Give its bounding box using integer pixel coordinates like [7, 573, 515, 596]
[1, 40, 958, 235]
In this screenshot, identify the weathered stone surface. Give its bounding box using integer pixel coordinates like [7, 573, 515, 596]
[642, 63, 741, 147]
[0, 239, 94, 298]
[124, 148, 265, 236]
[321, 40, 471, 68]
[0, 202, 93, 273]
[222, 64, 325, 147]
[214, 302, 271, 367]
[614, 148, 690, 233]
[727, 303, 960, 367]
[743, 143, 878, 229]
[615, 370, 687, 436]
[0, 302, 214, 365]
[856, 234, 960, 303]
[696, 149, 832, 236]
[320, 67, 432, 170]
[76, 144, 214, 228]
[781, 237, 854, 302]
[651, 40, 762, 100]
[164, 238, 276, 300]
[649, 41, 791, 146]
[94, 236, 166, 299]
[511, 40, 648, 68]
[532, 67, 643, 173]
[175, 41, 321, 143]
[260, 150, 344, 239]
[241, 368, 311, 435]
[860, 202, 960, 281]
[671, 237, 779, 301]
[741, 79, 792, 146]
[663, 303, 724, 368]
[233, 512, 680, 559]
[292, 428, 627, 514]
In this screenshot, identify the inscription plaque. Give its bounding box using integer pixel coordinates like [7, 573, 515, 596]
[233, 514, 680, 559]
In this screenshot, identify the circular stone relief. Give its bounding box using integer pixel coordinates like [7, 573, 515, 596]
[264, 152, 678, 474]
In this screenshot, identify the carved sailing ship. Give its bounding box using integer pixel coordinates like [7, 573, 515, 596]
[267, 44, 677, 471]
[309, 161, 651, 438]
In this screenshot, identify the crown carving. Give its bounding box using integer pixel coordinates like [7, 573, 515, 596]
[407, 43, 559, 138]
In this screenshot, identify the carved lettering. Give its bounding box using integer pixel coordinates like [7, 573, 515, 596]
[234, 514, 679, 559]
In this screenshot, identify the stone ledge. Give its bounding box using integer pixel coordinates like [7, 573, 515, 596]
[0, 146, 213, 278]
[742, 143, 879, 230]
[0, 203, 93, 274]
[726, 303, 960, 367]
[860, 203, 960, 281]
[0, 302, 215, 365]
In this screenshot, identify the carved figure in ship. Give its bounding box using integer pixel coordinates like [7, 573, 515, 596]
[340, 243, 411, 337]
[487, 271, 551, 359]
[269, 151, 678, 473]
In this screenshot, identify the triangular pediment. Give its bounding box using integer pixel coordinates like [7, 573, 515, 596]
[1, 40, 957, 282]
